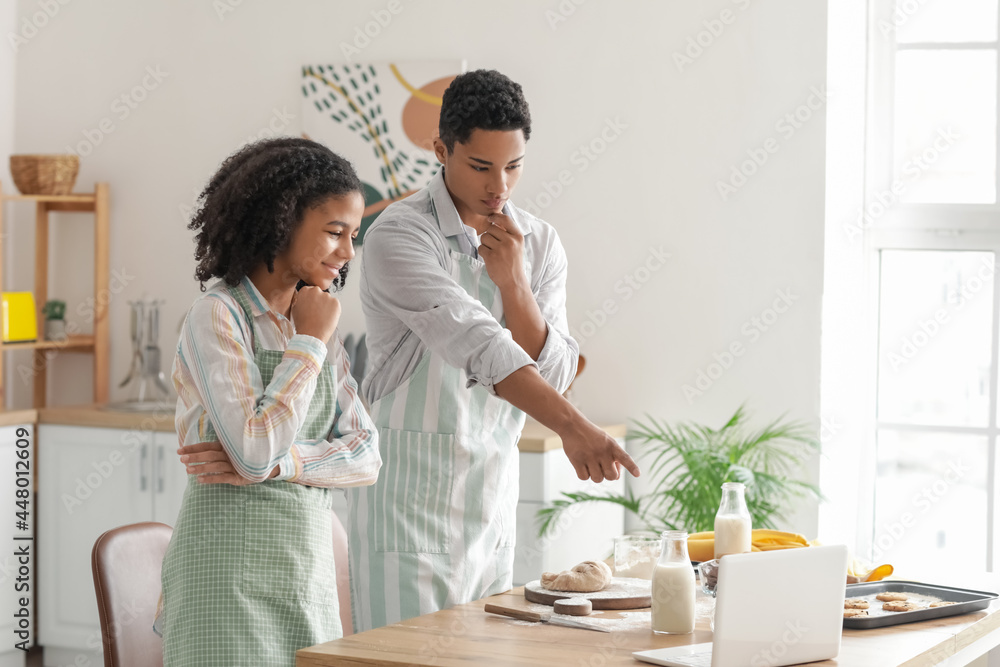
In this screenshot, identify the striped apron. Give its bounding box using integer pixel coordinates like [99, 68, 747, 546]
[347, 232, 526, 632]
[160, 285, 341, 666]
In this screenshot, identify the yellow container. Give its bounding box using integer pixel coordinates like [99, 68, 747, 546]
[1, 293, 38, 342]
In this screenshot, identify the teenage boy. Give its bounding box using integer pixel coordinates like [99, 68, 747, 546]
[348, 69, 640, 631]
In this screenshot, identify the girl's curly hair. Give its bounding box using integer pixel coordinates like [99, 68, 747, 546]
[189, 137, 363, 291]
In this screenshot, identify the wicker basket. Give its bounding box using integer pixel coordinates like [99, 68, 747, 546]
[10, 154, 80, 195]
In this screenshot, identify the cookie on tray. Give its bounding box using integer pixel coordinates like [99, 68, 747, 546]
[883, 600, 921, 612]
[929, 601, 957, 608]
[876, 592, 908, 602]
[844, 599, 870, 609]
[844, 608, 869, 618]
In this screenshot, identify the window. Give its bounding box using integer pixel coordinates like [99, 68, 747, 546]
[873, 250, 995, 572]
[866, 0, 1000, 573]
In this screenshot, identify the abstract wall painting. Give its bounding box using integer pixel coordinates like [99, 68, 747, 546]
[301, 60, 466, 242]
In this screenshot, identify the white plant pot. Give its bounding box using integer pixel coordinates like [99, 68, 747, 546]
[44, 319, 66, 341]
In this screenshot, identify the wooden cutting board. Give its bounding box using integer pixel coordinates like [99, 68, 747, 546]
[523, 577, 651, 610]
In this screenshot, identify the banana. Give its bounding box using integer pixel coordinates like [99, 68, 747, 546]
[751, 529, 808, 545]
[754, 543, 805, 551]
[686, 528, 811, 561]
[864, 563, 894, 582]
[687, 538, 715, 562]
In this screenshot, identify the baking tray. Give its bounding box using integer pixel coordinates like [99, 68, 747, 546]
[843, 580, 998, 629]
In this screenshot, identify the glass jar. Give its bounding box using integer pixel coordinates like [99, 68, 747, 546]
[614, 534, 661, 579]
[651, 530, 696, 634]
[714, 482, 752, 559]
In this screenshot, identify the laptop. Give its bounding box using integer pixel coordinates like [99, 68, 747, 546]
[633, 544, 848, 667]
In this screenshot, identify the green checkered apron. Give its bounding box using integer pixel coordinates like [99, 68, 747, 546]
[160, 284, 341, 667]
[346, 230, 525, 632]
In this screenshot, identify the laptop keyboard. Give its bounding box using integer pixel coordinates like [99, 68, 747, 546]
[663, 652, 713, 667]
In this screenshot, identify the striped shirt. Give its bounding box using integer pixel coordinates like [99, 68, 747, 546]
[360, 169, 580, 404]
[172, 275, 381, 487]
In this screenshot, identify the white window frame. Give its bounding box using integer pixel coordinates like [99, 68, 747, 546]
[863, 0, 1000, 571]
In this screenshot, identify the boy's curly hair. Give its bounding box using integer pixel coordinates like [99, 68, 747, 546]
[189, 137, 362, 291]
[438, 69, 531, 152]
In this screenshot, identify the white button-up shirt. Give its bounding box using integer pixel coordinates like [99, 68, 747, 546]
[359, 169, 580, 404]
[172, 275, 381, 486]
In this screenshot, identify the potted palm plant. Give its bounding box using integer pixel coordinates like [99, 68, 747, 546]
[41, 299, 67, 341]
[536, 405, 821, 537]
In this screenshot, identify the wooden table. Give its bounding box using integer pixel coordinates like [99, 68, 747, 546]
[296, 585, 1000, 667]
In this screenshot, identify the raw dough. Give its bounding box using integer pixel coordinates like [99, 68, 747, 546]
[541, 560, 613, 593]
[553, 598, 593, 616]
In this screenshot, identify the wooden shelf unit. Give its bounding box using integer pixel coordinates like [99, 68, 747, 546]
[0, 182, 110, 408]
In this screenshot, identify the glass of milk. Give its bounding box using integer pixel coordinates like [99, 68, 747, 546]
[651, 530, 696, 634]
[714, 482, 752, 559]
[613, 534, 661, 579]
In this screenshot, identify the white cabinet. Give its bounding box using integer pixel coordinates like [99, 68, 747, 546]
[513, 446, 625, 585]
[38, 425, 184, 664]
[153, 431, 188, 525]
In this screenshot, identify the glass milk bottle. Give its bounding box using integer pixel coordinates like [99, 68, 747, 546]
[651, 530, 696, 634]
[714, 482, 752, 559]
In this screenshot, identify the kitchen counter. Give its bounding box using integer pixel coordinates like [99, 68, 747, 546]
[12, 404, 626, 450]
[517, 418, 627, 452]
[297, 583, 1000, 666]
[0, 408, 37, 427]
[38, 403, 175, 432]
[517, 419, 627, 452]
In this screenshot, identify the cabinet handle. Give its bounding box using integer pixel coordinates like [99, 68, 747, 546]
[157, 445, 164, 493]
[140, 444, 148, 492]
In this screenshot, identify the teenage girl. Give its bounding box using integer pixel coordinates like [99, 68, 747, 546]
[155, 137, 381, 666]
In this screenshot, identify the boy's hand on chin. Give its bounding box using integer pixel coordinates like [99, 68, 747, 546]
[478, 213, 527, 292]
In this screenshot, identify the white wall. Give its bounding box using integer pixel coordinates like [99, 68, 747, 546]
[1, 0, 16, 403]
[9, 0, 828, 536]
[0, 0, 14, 217]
